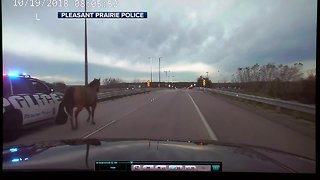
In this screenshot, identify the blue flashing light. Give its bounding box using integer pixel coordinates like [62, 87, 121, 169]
[8, 71, 19, 76]
[8, 73, 19, 77]
[3, 71, 30, 78]
[10, 157, 29, 162]
[9, 148, 18, 152]
[11, 158, 20, 163]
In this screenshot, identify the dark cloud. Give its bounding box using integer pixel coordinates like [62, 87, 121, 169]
[2, 0, 317, 83]
[205, 0, 317, 74]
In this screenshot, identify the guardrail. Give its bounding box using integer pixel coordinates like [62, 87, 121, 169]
[97, 89, 150, 101]
[55, 89, 151, 102]
[205, 88, 315, 115]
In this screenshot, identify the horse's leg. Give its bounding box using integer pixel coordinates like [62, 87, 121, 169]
[66, 114, 72, 129]
[91, 104, 97, 125]
[64, 106, 74, 129]
[74, 107, 83, 129]
[70, 108, 75, 130]
[85, 106, 91, 123]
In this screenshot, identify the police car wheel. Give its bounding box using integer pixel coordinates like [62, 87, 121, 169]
[55, 102, 68, 125]
[3, 111, 23, 142]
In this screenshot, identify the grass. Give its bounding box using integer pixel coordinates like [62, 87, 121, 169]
[208, 90, 315, 123]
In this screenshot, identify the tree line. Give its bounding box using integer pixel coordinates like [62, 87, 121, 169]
[228, 62, 316, 104]
[233, 62, 307, 83]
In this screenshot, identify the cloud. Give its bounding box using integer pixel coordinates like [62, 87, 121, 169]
[3, 26, 217, 75]
[201, 0, 317, 76]
[33, 75, 83, 85]
[4, 29, 82, 62]
[2, 0, 317, 83]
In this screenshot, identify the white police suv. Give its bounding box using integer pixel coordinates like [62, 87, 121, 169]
[3, 73, 63, 142]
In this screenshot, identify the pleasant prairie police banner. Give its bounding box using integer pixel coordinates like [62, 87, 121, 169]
[58, 12, 147, 18]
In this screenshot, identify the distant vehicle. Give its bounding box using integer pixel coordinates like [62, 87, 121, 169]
[3, 73, 63, 142]
[187, 85, 195, 89]
[127, 85, 136, 90]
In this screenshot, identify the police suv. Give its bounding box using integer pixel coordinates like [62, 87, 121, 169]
[3, 73, 63, 142]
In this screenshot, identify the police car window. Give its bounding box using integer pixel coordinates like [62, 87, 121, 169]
[11, 77, 33, 95]
[31, 80, 49, 93]
[3, 76, 11, 97]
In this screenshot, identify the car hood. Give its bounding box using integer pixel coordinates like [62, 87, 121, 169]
[2, 138, 315, 173]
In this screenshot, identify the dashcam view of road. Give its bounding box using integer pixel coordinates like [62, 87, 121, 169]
[2, 0, 316, 173]
[4, 87, 315, 160]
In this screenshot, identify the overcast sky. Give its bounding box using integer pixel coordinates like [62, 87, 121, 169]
[2, 0, 317, 84]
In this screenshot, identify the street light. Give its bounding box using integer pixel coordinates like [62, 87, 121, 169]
[164, 70, 170, 83]
[84, 0, 88, 85]
[158, 57, 163, 87]
[148, 57, 153, 83]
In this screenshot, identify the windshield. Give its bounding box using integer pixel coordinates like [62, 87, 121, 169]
[2, 0, 316, 173]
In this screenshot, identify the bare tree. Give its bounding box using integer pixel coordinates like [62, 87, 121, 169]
[103, 77, 123, 87]
[236, 62, 305, 82]
[132, 78, 142, 83]
[265, 63, 276, 81]
[237, 68, 244, 82]
[231, 74, 237, 83]
[243, 66, 250, 82]
[305, 68, 316, 79]
[250, 63, 260, 81]
[278, 64, 289, 81]
[289, 62, 303, 81]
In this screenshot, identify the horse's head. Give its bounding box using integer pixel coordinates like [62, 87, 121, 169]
[89, 78, 101, 92]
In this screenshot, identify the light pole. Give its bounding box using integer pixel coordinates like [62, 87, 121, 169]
[206, 72, 208, 79]
[148, 57, 152, 83]
[164, 70, 170, 83]
[168, 71, 173, 83]
[84, 0, 88, 86]
[158, 57, 162, 87]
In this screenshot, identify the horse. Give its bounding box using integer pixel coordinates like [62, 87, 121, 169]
[62, 78, 100, 130]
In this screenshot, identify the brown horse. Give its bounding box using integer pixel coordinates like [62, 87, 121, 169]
[63, 78, 100, 130]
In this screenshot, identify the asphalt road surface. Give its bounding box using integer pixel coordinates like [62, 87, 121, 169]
[3, 88, 315, 159]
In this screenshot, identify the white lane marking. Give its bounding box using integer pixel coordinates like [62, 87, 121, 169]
[83, 93, 161, 138]
[187, 93, 218, 140]
[82, 120, 117, 139]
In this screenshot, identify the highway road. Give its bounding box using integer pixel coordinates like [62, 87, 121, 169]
[3, 88, 315, 160]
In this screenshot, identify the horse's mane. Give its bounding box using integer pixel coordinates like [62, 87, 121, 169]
[88, 79, 100, 88]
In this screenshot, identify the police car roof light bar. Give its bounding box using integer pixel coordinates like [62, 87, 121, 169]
[3, 73, 30, 78]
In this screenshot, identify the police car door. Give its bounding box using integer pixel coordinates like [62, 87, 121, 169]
[30, 79, 58, 120]
[9, 77, 45, 124]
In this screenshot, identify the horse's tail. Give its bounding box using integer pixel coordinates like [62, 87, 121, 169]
[55, 87, 75, 124]
[55, 101, 68, 124]
[63, 87, 75, 117]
